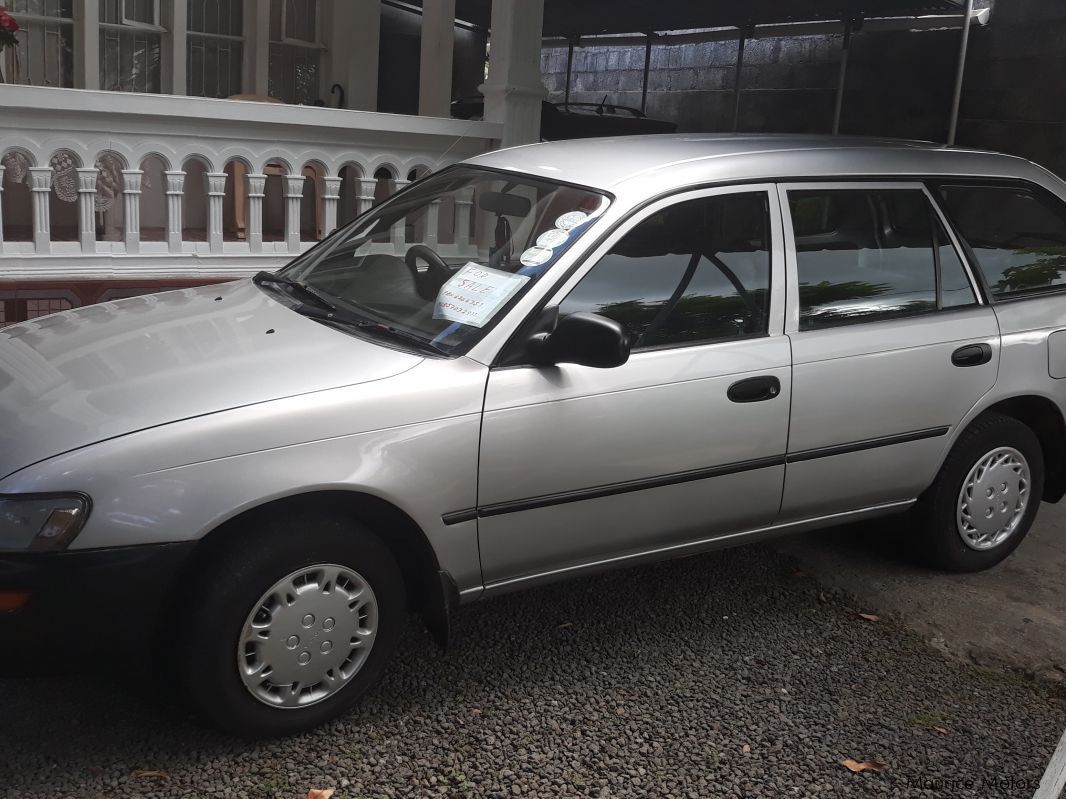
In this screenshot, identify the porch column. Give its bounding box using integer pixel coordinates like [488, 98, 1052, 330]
[246, 173, 267, 253]
[831, 22, 853, 135]
[322, 176, 342, 235]
[285, 174, 305, 253]
[76, 167, 98, 253]
[330, 0, 380, 111]
[358, 177, 378, 215]
[418, 0, 456, 117]
[163, 0, 188, 95]
[947, 0, 976, 145]
[455, 186, 473, 251]
[206, 171, 228, 253]
[29, 166, 53, 254]
[391, 179, 410, 250]
[480, 0, 546, 147]
[122, 169, 143, 254]
[243, 0, 271, 95]
[164, 170, 185, 253]
[0, 165, 5, 252]
[74, 0, 100, 90]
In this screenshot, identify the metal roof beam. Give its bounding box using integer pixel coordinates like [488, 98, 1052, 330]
[541, 8, 989, 48]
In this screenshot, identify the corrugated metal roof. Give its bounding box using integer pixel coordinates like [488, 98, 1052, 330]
[453, 0, 966, 36]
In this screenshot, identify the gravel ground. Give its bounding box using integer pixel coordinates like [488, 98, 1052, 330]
[1, 542, 1064, 799]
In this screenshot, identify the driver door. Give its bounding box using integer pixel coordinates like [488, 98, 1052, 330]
[476, 185, 792, 588]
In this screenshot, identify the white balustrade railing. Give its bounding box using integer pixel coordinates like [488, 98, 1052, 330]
[0, 85, 502, 280]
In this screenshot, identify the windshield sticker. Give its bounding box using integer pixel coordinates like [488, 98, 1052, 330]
[519, 246, 554, 267]
[434, 263, 530, 328]
[536, 228, 570, 248]
[555, 211, 589, 230]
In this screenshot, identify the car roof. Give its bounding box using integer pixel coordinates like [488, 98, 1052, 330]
[464, 134, 1063, 199]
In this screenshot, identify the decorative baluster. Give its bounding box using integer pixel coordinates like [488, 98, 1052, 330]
[164, 170, 185, 253]
[284, 173, 305, 253]
[121, 168, 143, 254]
[76, 167, 98, 253]
[322, 176, 342, 236]
[391, 179, 410, 250]
[205, 171, 228, 253]
[455, 187, 474, 255]
[358, 177, 377, 215]
[29, 166, 53, 254]
[246, 173, 267, 253]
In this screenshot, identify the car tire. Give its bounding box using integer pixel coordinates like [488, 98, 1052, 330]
[912, 412, 1043, 572]
[177, 511, 405, 738]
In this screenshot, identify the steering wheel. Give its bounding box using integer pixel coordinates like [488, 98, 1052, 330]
[404, 244, 452, 301]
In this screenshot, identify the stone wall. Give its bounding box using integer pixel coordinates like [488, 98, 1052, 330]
[540, 0, 1066, 176]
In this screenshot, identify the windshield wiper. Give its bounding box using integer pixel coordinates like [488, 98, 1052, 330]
[347, 320, 447, 356]
[253, 271, 339, 313]
[254, 271, 445, 356]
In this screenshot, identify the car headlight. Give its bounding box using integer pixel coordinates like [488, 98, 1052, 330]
[0, 494, 90, 552]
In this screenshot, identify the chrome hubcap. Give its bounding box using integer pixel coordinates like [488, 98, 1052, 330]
[956, 447, 1030, 551]
[237, 564, 378, 708]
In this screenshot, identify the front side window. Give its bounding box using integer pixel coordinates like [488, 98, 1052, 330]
[187, 0, 243, 98]
[100, 0, 162, 93]
[2, 0, 74, 88]
[268, 0, 321, 105]
[938, 184, 1066, 300]
[789, 188, 976, 330]
[278, 167, 609, 356]
[558, 192, 772, 349]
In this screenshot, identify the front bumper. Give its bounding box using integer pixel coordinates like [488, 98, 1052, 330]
[0, 542, 195, 676]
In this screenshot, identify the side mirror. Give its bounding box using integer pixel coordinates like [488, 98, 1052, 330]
[527, 311, 631, 369]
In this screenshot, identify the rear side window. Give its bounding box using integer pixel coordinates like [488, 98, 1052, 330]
[558, 192, 771, 349]
[938, 185, 1066, 299]
[788, 188, 976, 330]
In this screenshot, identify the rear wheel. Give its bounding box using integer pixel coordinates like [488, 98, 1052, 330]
[913, 412, 1043, 572]
[178, 512, 404, 737]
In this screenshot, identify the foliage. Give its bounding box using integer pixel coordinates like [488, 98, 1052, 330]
[0, 6, 19, 50]
[995, 249, 1066, 295]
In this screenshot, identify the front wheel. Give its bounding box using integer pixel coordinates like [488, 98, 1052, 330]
[913, 412, 1044, 572]
[178, 512, 405, 737]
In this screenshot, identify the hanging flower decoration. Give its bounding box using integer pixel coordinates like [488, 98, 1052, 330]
[0, 6, 20, 50]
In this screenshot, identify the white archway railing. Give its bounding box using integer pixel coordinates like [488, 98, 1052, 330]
[0, 85, 501, 280]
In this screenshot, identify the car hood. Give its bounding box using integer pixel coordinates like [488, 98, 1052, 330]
[0, 280, 422, 479]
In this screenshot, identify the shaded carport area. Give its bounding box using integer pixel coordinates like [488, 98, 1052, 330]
[460, 0, 982, 142]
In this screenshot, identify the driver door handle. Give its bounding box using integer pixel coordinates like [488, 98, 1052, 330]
[727, 376, 781, 403]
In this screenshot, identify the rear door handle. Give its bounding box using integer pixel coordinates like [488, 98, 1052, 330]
[952, 343, 992, 367]
[727, 375, 781, 403]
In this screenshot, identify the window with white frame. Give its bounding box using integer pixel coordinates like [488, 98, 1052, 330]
[2, 0, 74, 88]
[99, 0, 163, 93]
[187, 0, 243, 98]
[268, 0, 323, 105]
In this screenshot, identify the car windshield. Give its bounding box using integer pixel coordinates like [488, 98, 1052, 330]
[278, 166, 610, 355]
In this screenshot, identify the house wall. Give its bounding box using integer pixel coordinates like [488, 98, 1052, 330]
[539, 0, 1066, 177]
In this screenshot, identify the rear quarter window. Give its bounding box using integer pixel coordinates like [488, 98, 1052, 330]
[938, 184, 1066, 300]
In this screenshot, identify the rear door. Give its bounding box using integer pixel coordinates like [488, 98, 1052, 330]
[777, 182, 1000, 521]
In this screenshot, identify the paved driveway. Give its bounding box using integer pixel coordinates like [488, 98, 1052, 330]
[1, 542, 1062, 798]
[778, 500, 1066, 685]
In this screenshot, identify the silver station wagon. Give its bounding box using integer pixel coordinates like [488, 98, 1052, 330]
[4, 135, 1066, 736]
